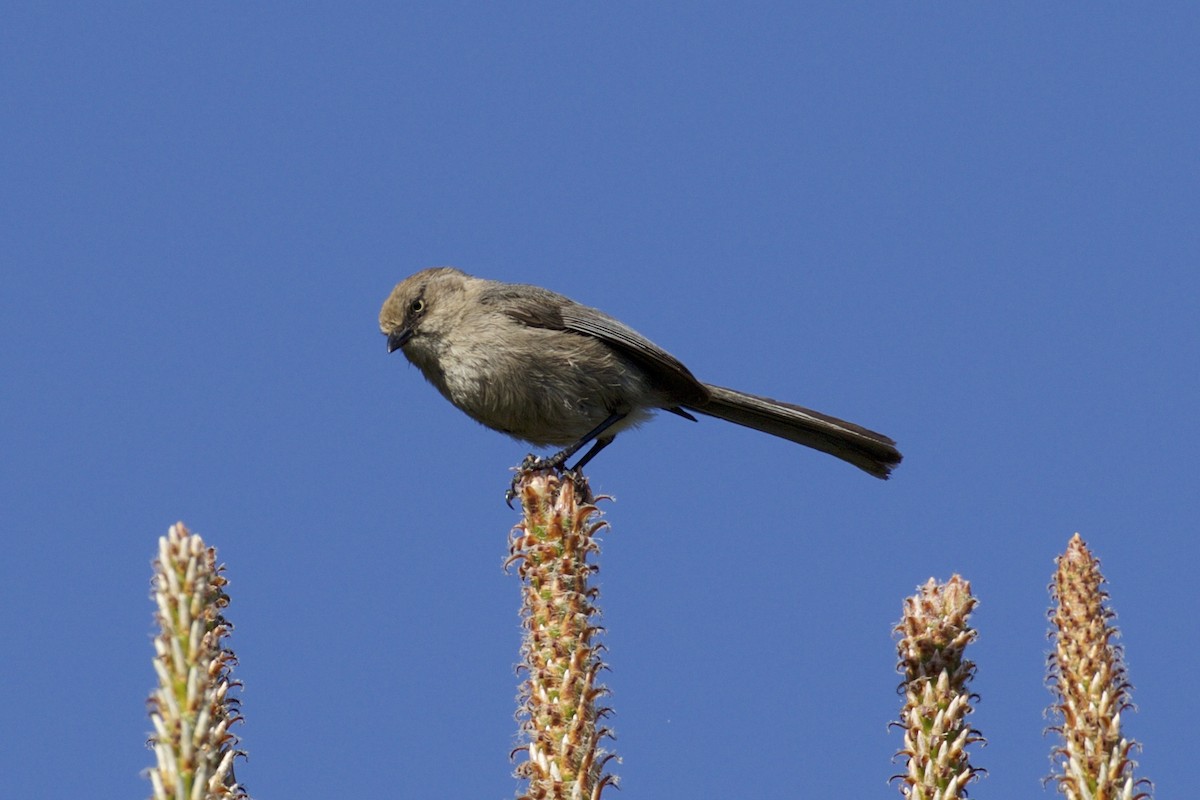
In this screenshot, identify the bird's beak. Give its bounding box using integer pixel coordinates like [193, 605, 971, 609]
[386, 327, 413, 353]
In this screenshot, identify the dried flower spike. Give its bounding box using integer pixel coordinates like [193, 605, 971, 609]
[507, 470, 618, 800]
[147, 522, 246, 800]
[1048, 533, 1151, 800]
[893, 575, 983, 799]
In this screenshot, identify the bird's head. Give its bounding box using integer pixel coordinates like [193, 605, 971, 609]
[379, 266, 470, 356]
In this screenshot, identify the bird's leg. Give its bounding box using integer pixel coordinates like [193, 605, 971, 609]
[566, 435, 613, 472]
[543, 411, 626, 470]
[561, 436, 612, 504]
[506, 412, 626, 506]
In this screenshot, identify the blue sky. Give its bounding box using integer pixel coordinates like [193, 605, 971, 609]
[4, 4, 1197, 798]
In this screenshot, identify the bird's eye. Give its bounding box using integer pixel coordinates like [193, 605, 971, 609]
[410, 299, 425, 314]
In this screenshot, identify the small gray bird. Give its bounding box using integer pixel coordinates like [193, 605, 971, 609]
[380, 267, 902, 478]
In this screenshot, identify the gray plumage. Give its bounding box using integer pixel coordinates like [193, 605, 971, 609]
[380, 267, 901, 478]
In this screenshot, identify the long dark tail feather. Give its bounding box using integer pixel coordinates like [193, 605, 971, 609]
[687, 384, 902, 479]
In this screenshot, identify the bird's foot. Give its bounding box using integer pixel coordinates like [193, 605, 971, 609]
[520, 453, 564, 472]
[505, 453, 565, 507]
[564, 465, 594, 504]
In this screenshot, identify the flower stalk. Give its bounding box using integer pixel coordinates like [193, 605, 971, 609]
[1048, 533, 1150, 800]
[507, 470, 618, 800]
[147, 522, 246, 800]
[894, 575, 983, 799]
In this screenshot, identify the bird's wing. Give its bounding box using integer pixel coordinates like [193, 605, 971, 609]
[482, 284, 711, 406]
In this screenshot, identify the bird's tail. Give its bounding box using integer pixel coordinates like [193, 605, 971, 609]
[687, 384, 902, 479]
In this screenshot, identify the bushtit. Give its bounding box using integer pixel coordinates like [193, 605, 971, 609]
[380, 267, 901, 478]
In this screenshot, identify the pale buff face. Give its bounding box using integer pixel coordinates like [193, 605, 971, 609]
[379, 267, 473, 352]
